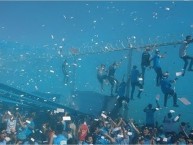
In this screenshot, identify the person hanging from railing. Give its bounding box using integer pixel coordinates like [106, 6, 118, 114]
[141, 47, 151, 85]
[150, 49, 166, 86]
[109, 75, 129, 119]
[96, 64, 108, 92]
[160, 71, 179, 107]
[107, 61, 121, 96]
[130, 65, 143, 100]
[179, 35, 193, 76]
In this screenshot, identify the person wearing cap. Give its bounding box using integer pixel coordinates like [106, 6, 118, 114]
[141, 47, 151, 85]
[130, 65, 143, 100]
[179, 35, 193, 76]
[150, 49, 165, 86]
[160, 72, 179, 107]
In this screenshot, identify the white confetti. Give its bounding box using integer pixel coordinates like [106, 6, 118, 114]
[50, 70, 55, 73]
[71, 95, 75, 98]
[176, 72, 183, 77]
[169, 110, 175, 113]
[72, 63, 78, 67]
[35, 86, 38, 90]
[165, 7, 170, 11]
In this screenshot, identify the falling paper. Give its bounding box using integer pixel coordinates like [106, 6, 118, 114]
[176, 72, 183, 77]
[156, 94, 160, 101]
[169, 110, 175, 113]
[31, 138, 35, 142]
[155, 108, 159, 111]
[50, 70, 55, 73]
[101, 113, 107, 119]
[63, 116, 71, 121]
[138, 77, 143, 81]
[178, 97, 191, 105]
[165, 7, 170, 11]
[56, 108, 65, 113]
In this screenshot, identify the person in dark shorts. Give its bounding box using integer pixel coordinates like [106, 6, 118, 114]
[179, 35, 193, 76]
[141, 47, 151, 85]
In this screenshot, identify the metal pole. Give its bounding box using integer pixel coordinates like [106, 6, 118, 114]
[126, 48, 133, 99]
[71, 56, 76, 95]
[64, 41, 183, 59]
[122, 47, 133, 120]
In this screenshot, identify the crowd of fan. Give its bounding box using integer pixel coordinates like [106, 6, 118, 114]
[0, 106, 193, 145]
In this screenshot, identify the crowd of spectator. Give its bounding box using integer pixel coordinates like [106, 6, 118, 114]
[0, 105, 193, 145]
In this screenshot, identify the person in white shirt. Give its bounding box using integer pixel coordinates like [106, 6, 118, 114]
[179, 35, 193, 75]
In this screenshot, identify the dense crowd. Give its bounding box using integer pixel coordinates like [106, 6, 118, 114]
[0, 105, 193, 145]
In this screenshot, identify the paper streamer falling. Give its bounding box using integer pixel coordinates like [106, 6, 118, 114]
[178, 97, 191, 105]
[176, 72, 183, 77]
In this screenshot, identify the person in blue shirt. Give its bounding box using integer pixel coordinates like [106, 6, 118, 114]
[143, 104, 157, 128]
[49, 123, 68, 145]
[163, 112, 180, 134]
[160, 72, 179, 107]
[151, 49, 165, 86]
[130, 65, 143, 100]
[25, 115, 35, 137]
[179, 35, 193, 76]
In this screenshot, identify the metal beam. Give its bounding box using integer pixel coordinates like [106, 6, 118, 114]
[0, 83, 91, 116]
[64, 40, 183, 58]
